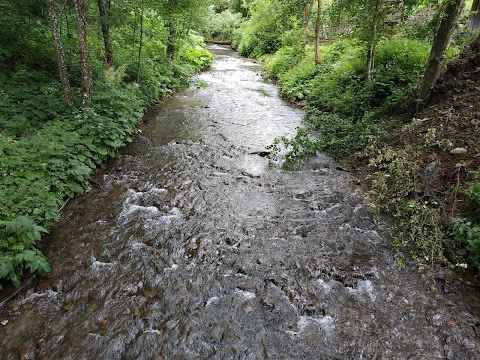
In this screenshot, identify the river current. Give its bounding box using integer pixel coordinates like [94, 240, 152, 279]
[0, 46, 479, 359]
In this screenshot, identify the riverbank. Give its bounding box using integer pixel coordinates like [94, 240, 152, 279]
[245, 35, 480, 275]
[341, 37, 480, 274]
[0, 36, 213, 291]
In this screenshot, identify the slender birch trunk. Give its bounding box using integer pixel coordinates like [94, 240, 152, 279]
[47, 0, 73, 108]
[73, 0, 93, 110]
[314, 0, 322, 64]
[137, 0, 144, 83]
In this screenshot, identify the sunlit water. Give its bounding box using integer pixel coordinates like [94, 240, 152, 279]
[1, 46, 479, 359]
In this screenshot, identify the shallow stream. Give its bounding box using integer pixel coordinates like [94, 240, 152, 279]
[1, 46, 479, 359]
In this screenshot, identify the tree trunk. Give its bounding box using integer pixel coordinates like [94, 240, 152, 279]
[301, 0, 314, 51]
[418, 0, 465, 102]
[314, 0, 322, 64]
[469, 0, 480, 30]
[137, 0, 144, 83]
[366, 0, 381, 82]
[47, 0, 73, 108]
[472, 32, 480, 48]
[73, 0, 93, 110]
[167, 0, 177, 60]
[98, 0, 113, 67]
[366, 20, 377, 82]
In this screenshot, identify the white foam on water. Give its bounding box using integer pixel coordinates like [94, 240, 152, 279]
[163, 264, 179, 273]
[284, 330, 300, 338]
[159, 207, 182, 222]
[206, 296, 221, 307]
[316, 278, 333, 293]
[129, 241, 152, 252]
[92, 260, 115, 269]
[297, 315, 334, 334]
[347, 280, 376, 302]
[126, 204, 159, 215]
[234, 289, 256, 301]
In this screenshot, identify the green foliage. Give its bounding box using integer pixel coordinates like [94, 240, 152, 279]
[278, 45, 332, 100]
[267, 127, 318, 169]
[0, 70, 71, 137]
[203, 8, 244, 41]
[452, 182, 480, 270]
[365, 146, 446, 269]
[308, 37, 429, 121]
[453, 218, 480, 270]
[267, 37, 430, 165]
[232, 0, 300, 57]
[233, 19, 283, 57]
[177, 32, 214, 69]
[465, 182, 480, 218]
[0, 1, 214, 289]
[263, 46, 303, 78]
[0, 216, 51, 289]
[309, 110, 386, 159]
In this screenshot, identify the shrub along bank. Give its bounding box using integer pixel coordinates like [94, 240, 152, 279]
[0, 33, 213, 289]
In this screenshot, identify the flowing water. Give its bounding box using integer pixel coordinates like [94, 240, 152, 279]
[1, 46, 479, 359]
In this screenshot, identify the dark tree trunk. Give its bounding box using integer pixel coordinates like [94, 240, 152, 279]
[418, 0, 465, 102]
[314, 0, 322, 64]
[137, 0, 144, 83]
[98, 0, 113, 67]
[167, 0, 177, 60]
[469, 0, 480, 30]
[73, 0, 93, 110]
[47, 0, 73, 108]
[472, 32, 480, 48]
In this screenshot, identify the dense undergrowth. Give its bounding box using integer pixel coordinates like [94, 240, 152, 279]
[232, 4, 480, 273]
[0, 32, 213, 289]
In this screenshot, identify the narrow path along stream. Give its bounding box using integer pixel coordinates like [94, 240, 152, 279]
[1, 46, 479, 359]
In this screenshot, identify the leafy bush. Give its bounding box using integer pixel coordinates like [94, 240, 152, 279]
[452, 182, 480, 270]
[308, 37, 429, 121]
[263, 46, 302, 78]
[232, 0, 286, 58]
[365, 146, 446, 269]
[271, 37, 430, 165]
[465, 182, 480, 219]
[0, 217, 50, 289]
[277, 45, 332, 101]
[203, 8, 244, 41]
[267, 127, 318, 169]
[0, 70, 72, 137]
[233, 23, 281, 57]
[176, 32, 214, 70]
[453, 218, 480, 271]
[308, 110, 386, 159]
